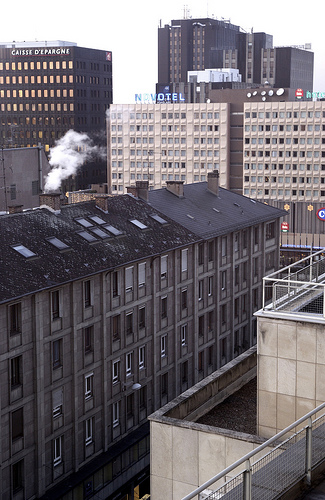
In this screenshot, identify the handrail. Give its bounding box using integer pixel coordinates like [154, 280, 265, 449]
[181, 402, 325, 500]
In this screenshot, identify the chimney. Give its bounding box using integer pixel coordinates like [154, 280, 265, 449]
[39, 193, 62, 211]
[166, 180, 184, 198]
[8, 205, 23, 214]
[95, 195, 110, 213]
[126, 181, 149, 202]
[207, 170, 219, 196]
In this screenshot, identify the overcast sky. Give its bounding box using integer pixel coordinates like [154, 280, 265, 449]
[2, 0, 324, 103]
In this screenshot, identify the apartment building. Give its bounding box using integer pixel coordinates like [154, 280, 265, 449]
[0, 179, 284, 499]
[243, 101, 325, 203]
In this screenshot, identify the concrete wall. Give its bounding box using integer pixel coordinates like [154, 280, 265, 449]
[257, 314, 325, 438]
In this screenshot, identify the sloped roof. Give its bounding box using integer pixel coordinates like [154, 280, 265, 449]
[0, 195, 200, 304]
[148, 182, 286, 239]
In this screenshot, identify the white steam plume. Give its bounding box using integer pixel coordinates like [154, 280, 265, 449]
[44, 129, 106, 192]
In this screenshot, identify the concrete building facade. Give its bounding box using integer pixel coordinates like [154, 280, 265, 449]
[0, 180, 284, 499]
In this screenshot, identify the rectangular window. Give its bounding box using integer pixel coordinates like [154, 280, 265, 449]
[208, 241, 214, 262]
[84, 326, 93, 353]
[126, 312, 133, 335]
[208, 311, 214, 332]
[126, 352, 132, 377]
[181, 360, 188, 384]
[12, 408, 23, 441]
[266, 221, 275, 240]
[112, 314, 120, 340]
[181, 248, 188, 272]
[161, 372, 168, 396]
[51, 290, 60, 320]
[84, 280, 91, 308]
[181, 324, 187, 346]
[181, 288, 187, 310]
[161, 296, 167, 319]
[9, 303, 22, 334]
[198, 315, 204, 337]
[53, 436, 62, 466]
[12, 460, 24, 493]
[113, 401, 120, 427]
[52, 339, 62, 369]
[161, 334, 167, 357]
[221, 271, 226, 291]
[161, 255, 168, 279]
[11, 356, 22, 388]
[85, 373, 93, 399]
[85, 418, 93, 445]
[127, 393, 134, 417]
[138, 262, 146, 287]
[139, 385, 147, 409]
[139, 345, 145, 369]
[139, 306, 146, 329]
[112, 270, 119, 297]
[221, 236, 227, 257]
[112, 360, 120, 384]
[125, 266, 134, 292]
[198, 243, 204, 265]
[208, 276, 213, 296]
[53, 387, 63, 418]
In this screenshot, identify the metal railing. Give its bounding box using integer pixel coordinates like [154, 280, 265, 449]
[182, 402, 325, 500]
[262, 250, 325, 317]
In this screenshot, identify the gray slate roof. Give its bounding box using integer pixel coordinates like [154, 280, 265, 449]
[148, 182, 286, 239]
[0, 195, 200, 304]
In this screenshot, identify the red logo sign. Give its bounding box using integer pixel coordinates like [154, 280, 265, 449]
[106, 52, 112, 61]
[281, 222, 289, 232]
[295, 88, 303, 99]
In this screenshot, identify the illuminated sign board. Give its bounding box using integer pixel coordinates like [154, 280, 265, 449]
[295, 89, 325, 99]
[317, 208, 325, 221]
[11, 47, 71, 56]
[135, 93, 185, 103]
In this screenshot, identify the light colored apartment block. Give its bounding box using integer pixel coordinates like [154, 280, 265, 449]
[107, 103, 229, 193]
[243, 101, 325, 203]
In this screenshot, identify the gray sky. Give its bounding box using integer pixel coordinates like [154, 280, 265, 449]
[2, 0, 324, 103]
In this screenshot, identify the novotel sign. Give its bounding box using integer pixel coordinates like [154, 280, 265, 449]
[135, 93, 185, 103]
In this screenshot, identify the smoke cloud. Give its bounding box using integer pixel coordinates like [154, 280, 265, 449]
[44, 129, 106, 192]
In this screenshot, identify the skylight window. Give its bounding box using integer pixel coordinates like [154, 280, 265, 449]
[89, 215, 106, 225]
[12, 244, 36, 258]
[103, 224, 123, 236]
[130, 219, 148, 230]
[47, 237, 69, 250]
[90, 227, 110, 239]
[151, 214, 168, 225]
[77, 231, 98, 242]
[75, 218, 93, 228]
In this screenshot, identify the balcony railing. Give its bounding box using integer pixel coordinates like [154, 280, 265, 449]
[182, 402, 325, 500]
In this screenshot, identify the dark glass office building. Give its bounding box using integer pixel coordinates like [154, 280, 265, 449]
[0, 41, 113, 188]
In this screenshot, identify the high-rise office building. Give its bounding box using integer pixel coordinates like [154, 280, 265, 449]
[157, 17, 313, 93]
[0, 41, 113, 188]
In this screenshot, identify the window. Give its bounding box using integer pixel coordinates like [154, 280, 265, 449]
[208, 276, 213, 296]
[51, 291, 60, 320]
[12, 460, 24, 493]
[208, 241, 214, 262]
[161, 255, 168, 280]
[9, 303, 22, 334]
[84, 280, 91, 307]
[221, 236, 227, 257]
[12, 408, 23, 441]
[53, 436, 62, 466]
[266, 221, 275, 240]
[113, 401, 120, 427]
[221, 271, 227, 291]
[112, 314, 121, 341]
[113, 360, 120, 384]
[161, 334, 167, 357]
[198, 351, 204, 372]
[198, 243, 204, 265]
[139, 385, 147, 409]
[126, 312, 133, 335]
[112, 270, 120, 297]
[126, 352, 132, 376]
[84, 326, 93, 353]
[208, 311, 214, 332]
[138, 262, 146, 287]
[181, 248, 188, 273]
[221, 304, 227, 325]
[85, 418, 93, 445]
[181, 324, 187, 346]
[126, 393, 134, 417]
[198, 315, 204, 337]
[125, 266, 134, 292]
[52, 339, 62, 369]
[161, 296, 167, 319]
[198, 280, 204, 301]
[181, 360, 188, 384]
[85, 373, 93, 399]
[138, 306, 146, 329]
[11, 356, 22, 388]
[139, 345, 145, 369]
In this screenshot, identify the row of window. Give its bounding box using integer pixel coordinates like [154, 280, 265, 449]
[245, 110, 325, 119]
[244, 163, 325, 171]
[245, 188, 325, 198]
[245, 124, 325, 132]
[245, 150, 325, 158]
[246, 137, 324, 145]
[245, 175, 324, 185]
